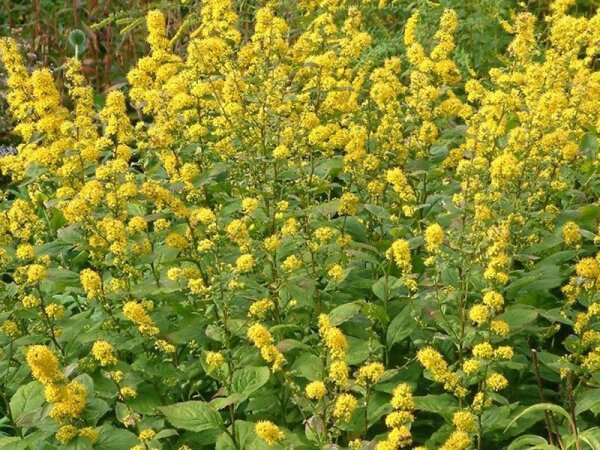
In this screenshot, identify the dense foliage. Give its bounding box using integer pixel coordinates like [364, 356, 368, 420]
[2, 0, 600, 449]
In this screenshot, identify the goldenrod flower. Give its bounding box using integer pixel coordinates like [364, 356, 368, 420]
[485, 373, 508, 391]
[255, 421, 285, 446]
[424, 223, 444, 252]
[80, 268, 102, 298]
[26, 345, 63, 385]
[357, 361, 385, 385]
[27, 264, 46, 283]
[92, 340, 117, 366]
[333, 393, 357, 422]
[452, 410, 475, 432]
[305, 381, 326, 400]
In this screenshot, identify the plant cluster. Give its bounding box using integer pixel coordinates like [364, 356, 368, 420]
[1, 0, 600, 449]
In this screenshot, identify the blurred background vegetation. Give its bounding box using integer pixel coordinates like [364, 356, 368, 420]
[1, 0, 599, 146]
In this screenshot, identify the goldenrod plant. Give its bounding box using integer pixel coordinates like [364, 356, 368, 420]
[1, 0, 600, 449]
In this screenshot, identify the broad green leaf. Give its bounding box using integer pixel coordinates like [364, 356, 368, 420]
[160, 401, 224, 434]
[575, 389, 600, 416]
[387, 305, 417, 348]
[328, 302, 361, 326]
[230, 366, 270, 402]
[414, 394, 458, 418]
[10, 381, 44, 423]
[505, 403, 573, 433]
[95, 426, 139, 450]
[507, 435, 550, 450]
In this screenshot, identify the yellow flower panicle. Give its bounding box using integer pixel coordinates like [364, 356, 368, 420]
[91, 340, 118, 366]
[123, 301, 160, 336]
[333, 393, 358, 423]
[255, 420, 285, 446]
[26, 345, 64, 385]
[247, 323, 285, 371]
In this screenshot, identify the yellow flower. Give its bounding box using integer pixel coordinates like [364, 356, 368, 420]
[241, 197, 260, 214]
[328, 360, 349, 388]
[56, 425, 78, 444]
[273, 144, 291, 159]
[490, 320, 510, 337]
[386, 168, 416, 205]
[26, 345, 64, 385]
[472, 342, 494, 359]
[48, 380, 88, 421]
[255, 421, 285, 446]
[328, 264, 345, 281]
[206, 351, 224, 369]
[357, 361, 385, 385]
[440, 430, 471, 450]
[452, 410, 475, 432]
[324, 327, 348, 359]
[1, 320, 19, 338]
[462, 359, 481, 375]
[27, 264, 46, 283]
[45, 303, 64, 320]
[247, 323, 273, 348]
[385, 411, 415, 428]
[305, 381, 327, 400]
[576, 258, 600, 279]
[386, 239, 412, 273]
[338, 192, 360, 215]
[189, 278, 207, 295]
[417, 347, 454, 387]
[248, 298, 275, 320]
[235, 254, 255, 273]
[120, 387, 137, 399]
[92, 340, 117, 366]
[281, 255, 302, 272]
[123, 301, 159, 336]
[264, 235, 280, 253]
[128, 216, 148, 233]
[79, 427, 99, 443]
[80, 268, 102, 298]
[139, 428, 156, 442]
[260, 344, 286, 372]
[482, 291, 504, 311]
[390, 383, 414, 411]
[485, 373, 508, 391]
[333, 393, 357, 422]
[468, 304, 490, 325]
[562, 221, 581, 246]
[424, 223, 444, 252]
[21, 295, 41, 309]
[494, 346, 514, 360]
[16, 243, 35, 260]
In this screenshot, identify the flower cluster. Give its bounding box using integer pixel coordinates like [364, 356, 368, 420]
[1, 0, 600, 448]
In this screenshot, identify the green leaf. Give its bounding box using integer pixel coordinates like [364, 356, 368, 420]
[94, 426, 139, 450]
[579, 429, 600, 450]
[83, 397, 110, 424]
[328, 302, 361, 326]
[10, 381, 44, 423]
[230, 366, 270, 402]
[505, 403, 573, 433]
[575, 389, 600, 416]
[292, 353, 323, 380]
[0, 437, 24, 449]
[63, 437, 93, 450]
[507, 435, 550, 450]
[373, 276, 398, 301]
[387, 305, 417, 348]
[498, 306, 538, 331]
[414, 394, 458, 418]
[160, 401, 224, 434]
